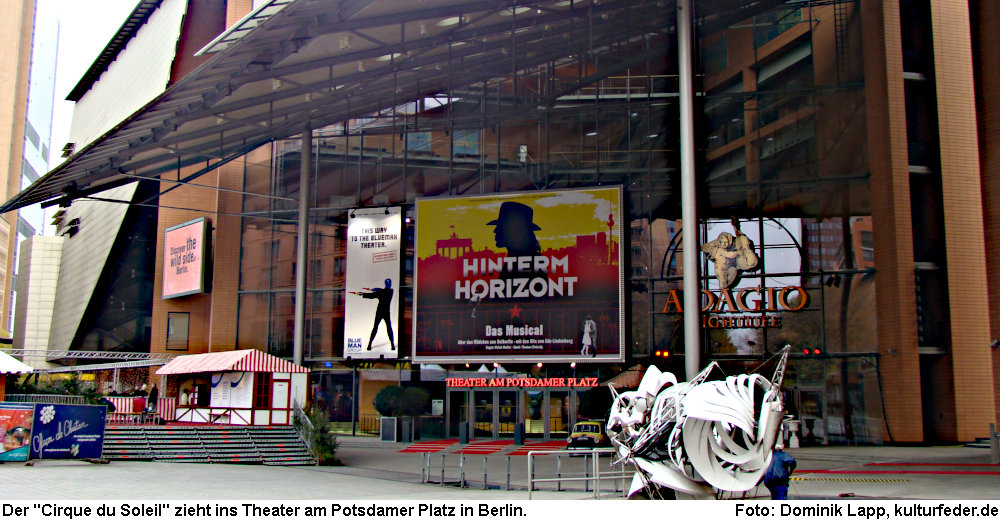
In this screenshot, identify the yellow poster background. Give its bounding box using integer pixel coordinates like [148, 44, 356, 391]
[416, 187, 620, 258]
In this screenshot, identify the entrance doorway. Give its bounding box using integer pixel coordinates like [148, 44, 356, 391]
[794, 386, 826, 446]
[456, 389, 523, 440]
[448, 387, 582, 440]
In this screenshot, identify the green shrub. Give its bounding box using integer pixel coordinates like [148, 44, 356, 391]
[399, 387, 430, 417]
[373, 385, 404, 417]
[298, 408, 340, 466]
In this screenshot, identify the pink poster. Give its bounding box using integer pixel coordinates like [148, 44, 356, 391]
[162, 218, 207, 299]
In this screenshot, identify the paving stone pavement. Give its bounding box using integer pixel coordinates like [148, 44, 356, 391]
[3, 437, 1000, 501]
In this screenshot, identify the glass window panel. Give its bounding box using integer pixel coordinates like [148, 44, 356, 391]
[166, 312, 189, 351]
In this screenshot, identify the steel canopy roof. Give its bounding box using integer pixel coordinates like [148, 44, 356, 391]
[1, 0, 787, 214]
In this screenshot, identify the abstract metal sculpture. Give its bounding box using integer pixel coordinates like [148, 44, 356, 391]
[606, 346, 790, 499]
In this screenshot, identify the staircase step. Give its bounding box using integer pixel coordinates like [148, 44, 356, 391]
[103, 425, 314, 466]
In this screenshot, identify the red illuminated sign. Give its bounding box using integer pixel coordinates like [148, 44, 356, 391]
[446, 377, 598, 388]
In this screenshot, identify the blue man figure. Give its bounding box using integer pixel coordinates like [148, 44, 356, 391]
[763, 443, 796, 500]
[362, 278, 395, 351]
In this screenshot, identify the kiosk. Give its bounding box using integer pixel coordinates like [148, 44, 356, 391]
[156, 350, 309, 426]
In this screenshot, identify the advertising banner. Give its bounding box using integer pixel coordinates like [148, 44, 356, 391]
[162, 217, 209, 299]
[210, 372, 255, 409]
[414, 187, 624, 363]
[28, 403, 107, 460]
[344, 207, 403, 359]
[0, 403, 34, 462]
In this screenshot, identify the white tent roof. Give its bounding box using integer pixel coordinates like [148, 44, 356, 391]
[0, 351, 34, 374]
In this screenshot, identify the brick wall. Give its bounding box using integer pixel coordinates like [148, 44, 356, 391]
[931, 0, 995, 442]
[862, 0, 924, 442]
[972, 0, 1000, 430]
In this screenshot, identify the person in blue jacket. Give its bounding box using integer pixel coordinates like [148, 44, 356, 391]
[763, 443, 797, 500]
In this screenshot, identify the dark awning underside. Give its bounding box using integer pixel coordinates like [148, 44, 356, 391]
[2, 0, 789, 213]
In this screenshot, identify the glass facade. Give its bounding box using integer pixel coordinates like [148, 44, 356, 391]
[234, 1, 883, 443]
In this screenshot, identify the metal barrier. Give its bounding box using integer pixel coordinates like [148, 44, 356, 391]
[106, 412, 161, 425]
[527, 448, 632, 500]
[419, 449, 632, 496]
[4, 394, 87, 404]
[422, 453, 478, 488]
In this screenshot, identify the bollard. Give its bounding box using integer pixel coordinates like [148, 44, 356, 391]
[992, 424, 999, 464]
[482, 457, 488, 490]
[506, 456, 511, 490]
[529, 455, 535, 492]
[421, 453, 427, 483]
[460, 454, 466, 488]
[440, 454, 446, 486]
[556, 454, 562, 492]
[593, 451, 600, 499]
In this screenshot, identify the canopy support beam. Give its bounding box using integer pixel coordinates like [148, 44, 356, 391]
[294, 127, 312, 365]
[678, 0, 700, 379]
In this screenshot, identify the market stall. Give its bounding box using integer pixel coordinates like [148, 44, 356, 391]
[155, 350, 308, 426]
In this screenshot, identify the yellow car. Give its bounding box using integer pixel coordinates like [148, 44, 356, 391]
[567, 420, 608, 451]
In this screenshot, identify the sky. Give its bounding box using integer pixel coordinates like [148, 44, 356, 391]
[38, 0, 140, 173]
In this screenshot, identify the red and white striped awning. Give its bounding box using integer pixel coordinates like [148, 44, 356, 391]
[156, 349, 308, 375]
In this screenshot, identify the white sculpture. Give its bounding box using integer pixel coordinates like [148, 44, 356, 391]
[606, 346, 790, 499]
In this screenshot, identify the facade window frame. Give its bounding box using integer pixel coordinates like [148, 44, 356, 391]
[166, 312, 190, 351]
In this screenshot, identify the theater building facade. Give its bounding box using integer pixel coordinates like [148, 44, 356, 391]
[9, 0, 1000, 444]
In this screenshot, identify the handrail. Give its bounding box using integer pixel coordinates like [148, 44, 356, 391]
[292, 405, 316, 457]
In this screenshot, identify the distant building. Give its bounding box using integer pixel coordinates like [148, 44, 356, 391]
[0, 0, 35, 338]
[10, 1, 58, 330]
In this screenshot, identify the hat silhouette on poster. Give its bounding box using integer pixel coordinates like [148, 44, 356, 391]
[487, 201, 541, 256]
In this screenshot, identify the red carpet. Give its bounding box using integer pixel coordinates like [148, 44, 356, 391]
[508, 440, 567, 456]
[457, 440, 512, 455]
[398, 439, 460, 453]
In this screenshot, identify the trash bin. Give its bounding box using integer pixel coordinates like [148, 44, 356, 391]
[400, 417, 413, 443]
[459, 421, 469, 444]
[514, 423, 525, 445]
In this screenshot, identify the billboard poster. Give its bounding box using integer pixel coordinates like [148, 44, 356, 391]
[210, 372, 255, 408]
[0, 403, 34, 462]
[162, 217, 209, 299]
[344, 206, 403, 359]
[28, 404, 107, 460]
[414, 186, 624, 363]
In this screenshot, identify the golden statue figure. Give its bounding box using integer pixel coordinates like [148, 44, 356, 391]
[701, 218, 759, 289]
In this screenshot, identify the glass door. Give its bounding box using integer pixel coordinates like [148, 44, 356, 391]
[797, 387, 826, 446]
[549, 390, 570, 439]
[473, 390, 494, 438]
[523, 390, 545, 438]
[497, 390, 518, 437]
[447, 390, 468, 438]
